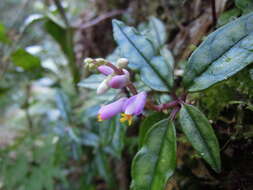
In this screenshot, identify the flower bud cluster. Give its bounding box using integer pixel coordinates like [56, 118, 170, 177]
[83, 57, 147, 125]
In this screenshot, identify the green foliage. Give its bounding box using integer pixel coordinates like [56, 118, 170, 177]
[112, 19, 173, 91]
[131, 119, 176, 190]
[235, 0, 253, 14]
[1, 1, 253, 190]
[179, 104, 221, 172]
[183, 13, 253, 92]
[0, 23, 10, 44]
[138, 112, 166, 147]
[11, 48, 41, 71]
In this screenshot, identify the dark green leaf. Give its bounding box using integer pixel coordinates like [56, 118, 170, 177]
[183, 13, 253, 92]
[179, 104, 221, 172]
[112, 19, 173, 91]
[131, 119, 176, 190]
[235, 0, 253, 14]
[44, 16, 80, 84]
[138, 112, 166, 147]
[11, 48, 41, 70]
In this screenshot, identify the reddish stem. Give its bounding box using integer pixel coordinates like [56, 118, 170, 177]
[105, 62, 123, 75]
[169, 106, 181, 120]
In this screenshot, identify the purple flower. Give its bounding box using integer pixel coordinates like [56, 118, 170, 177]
[97, 92, 147, 125]
[108, 69, 129, 89]
[98, 65, 114, 76]
[120, 92, 147, 125]
[98, 97, 127, 121]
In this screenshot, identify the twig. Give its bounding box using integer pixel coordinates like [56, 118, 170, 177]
[78, 10, 126, 30]
[169, 106, 181, 120]
[53, 0, 70, 27]
[210, 0, 217, 26]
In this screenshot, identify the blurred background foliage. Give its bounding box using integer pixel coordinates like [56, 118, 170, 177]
[0, 0, 252, 190]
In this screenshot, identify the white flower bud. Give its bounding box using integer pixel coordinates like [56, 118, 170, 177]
[97, 76, 111, 94]
[116, 58, 129, 68]
[84, 57, 94, 64]
[95, 58, 106, 65]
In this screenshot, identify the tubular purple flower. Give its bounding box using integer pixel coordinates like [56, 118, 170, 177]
[120, 92, 147, 125]
[123, 92, 147, 115]
[98, 97, 127, 121]
[98, 65, 114, 76]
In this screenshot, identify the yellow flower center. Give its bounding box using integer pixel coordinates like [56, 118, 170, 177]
[97, 114, 103, 122]
[120, 113, 133, 126]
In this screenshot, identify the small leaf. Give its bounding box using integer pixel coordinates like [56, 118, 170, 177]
[138, 112, 166, 147]
[0, 23, 11, 44]
[11, 48, 41, 70]
[183, 13, 253, 92]
[112, 19, 173, 91]
[131, 119, 176, 190]
[179, 104, 221, 172]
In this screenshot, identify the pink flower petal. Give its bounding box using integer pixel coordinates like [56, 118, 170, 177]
[98, 65, 114, 76]
[98, 98, 127, 120]
[108, 75, 128, 89]
[123, 92, 147, 115]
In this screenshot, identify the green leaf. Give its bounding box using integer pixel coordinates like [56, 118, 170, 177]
[160, 46, 175, 68]
[21, 14, 44, 33]
[138, 112, 166, 147]
[44, 16, 80, 84]
[179, 104, 221, 172]
[11, 48, 41, 70]
[100, 116, 126, 158]
[217, 8, 241, 27]
[147, 16, 167, 49]
[112, 19, 173, 91]
[0, 23, 10, 44]
[131, 119, 176, 190]
[183, 13, 253, 92]
[235, 0, 253, 14]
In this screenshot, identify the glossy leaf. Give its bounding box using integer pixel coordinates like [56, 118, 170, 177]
[147, 16, 167, 49]
[112, 19, 173, 91]
[179, 104, 221, 172]
[183, 13, 253, 92]
[138, 112, 166, 147]
[131, 119, 176, 190]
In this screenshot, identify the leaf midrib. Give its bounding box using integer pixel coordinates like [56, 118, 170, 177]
[115, 22, 171, 90]
[187, 31, 250, 88]
[149, 120, 172, 190]
[184, 105, 219, 170]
